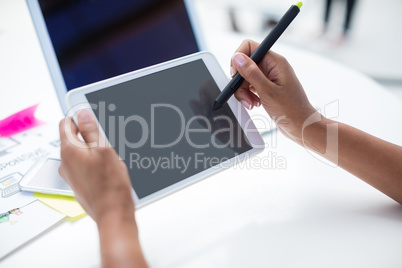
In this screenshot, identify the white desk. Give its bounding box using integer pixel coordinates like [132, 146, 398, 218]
[1, 1, 402, 267]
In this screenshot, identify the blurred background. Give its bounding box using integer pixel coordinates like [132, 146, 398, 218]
[193, 0, 402, 98]
[0, 0, 401, 117]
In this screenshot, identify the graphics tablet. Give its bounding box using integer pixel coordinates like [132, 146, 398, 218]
[66, 52, 264, 207]
[26, 0, 204, 113]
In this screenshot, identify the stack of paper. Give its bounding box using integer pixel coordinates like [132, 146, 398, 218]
[0, 105, 90, 260]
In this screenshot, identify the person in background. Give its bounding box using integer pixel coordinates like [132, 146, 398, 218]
[323, 0, 357, 43]
[58, 39, 402, 267]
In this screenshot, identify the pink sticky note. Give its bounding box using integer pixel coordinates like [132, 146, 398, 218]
[0, 104, 45, 137]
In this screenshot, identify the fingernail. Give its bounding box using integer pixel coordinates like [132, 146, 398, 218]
[233, 53, 246, 68]
[230, 66, 234, 77]
[241, 100, 252, 110]
[78, 109, 93, 122]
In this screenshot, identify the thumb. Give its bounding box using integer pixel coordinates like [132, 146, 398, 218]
[232, 52, 275, 95]
[77, 109, 105, 147]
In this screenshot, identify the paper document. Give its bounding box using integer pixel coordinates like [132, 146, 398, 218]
[0, 124, 60, 214]
[0, 200, 65, 260]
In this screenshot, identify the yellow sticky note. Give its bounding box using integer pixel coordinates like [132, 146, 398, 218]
[33, 193, 86, 218]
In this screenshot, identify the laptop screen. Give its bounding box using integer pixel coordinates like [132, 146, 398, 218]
[38, 0, 200, 90]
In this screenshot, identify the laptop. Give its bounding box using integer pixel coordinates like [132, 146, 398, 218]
[26, 0, 205, 113]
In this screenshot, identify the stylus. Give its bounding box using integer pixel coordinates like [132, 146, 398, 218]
[212, 2, 303, 111]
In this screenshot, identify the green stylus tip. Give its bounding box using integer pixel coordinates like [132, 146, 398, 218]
[296, 2, 303, 8]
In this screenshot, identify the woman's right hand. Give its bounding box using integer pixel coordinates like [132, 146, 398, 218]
[231, 39, 319, 143]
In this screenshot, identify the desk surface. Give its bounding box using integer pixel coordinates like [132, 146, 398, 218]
[1, 1, 402, 267]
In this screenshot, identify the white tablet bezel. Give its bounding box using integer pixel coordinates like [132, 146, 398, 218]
[26, 0, 206, 114]
[66, 51, 264, 208]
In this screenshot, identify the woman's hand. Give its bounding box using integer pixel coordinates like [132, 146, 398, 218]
[58, 110, 134, 224]
[231, 39, 318, 143]
[59, 110, 148, 267]
[231, 40, 402, 205]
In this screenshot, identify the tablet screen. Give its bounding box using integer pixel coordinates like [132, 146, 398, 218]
[38, 0, 199, 90]
[86, 59, 253, 198]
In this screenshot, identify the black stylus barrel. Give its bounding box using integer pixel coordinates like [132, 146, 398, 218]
[213, 4, 301, 111]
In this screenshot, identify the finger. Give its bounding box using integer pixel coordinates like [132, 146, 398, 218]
[249, 85, 258, 95]
[59, 117, 85, 149]
[250, 92, 261, 107]
[234, 87, 261, 109]
[232, 52, 276, 96]
[234, 87, 257, 110]
[231, 39, 260, 76]
[77, 109, 105, 147]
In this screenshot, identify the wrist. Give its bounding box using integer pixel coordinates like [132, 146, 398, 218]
[297, 114, 334, 153]
[96, 203, 137, 234]
[94, 178, 136, 228]
[96, 203, 147, 267]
